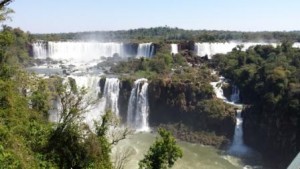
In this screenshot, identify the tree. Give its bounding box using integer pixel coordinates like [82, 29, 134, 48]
[139, 128, 183, 169]
[46, 78, 132, 169]
[0, 0, 13, 22]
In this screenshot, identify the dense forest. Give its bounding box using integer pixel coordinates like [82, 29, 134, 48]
[210, 42, 300, 168]
[33, 26, 300, 43]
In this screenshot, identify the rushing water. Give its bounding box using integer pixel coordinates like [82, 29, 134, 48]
[127, 78, 150, 131]
[137, 43, 154, 58]
[102, 78, 120, 116]
[194, 42, 278, 59]
[33, 41, 48, 59]
[171, 44, 178, 55]
[210, 75, 257, 162]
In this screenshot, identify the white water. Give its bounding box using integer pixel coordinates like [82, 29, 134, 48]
[210, 76, 252, 158]
[171, 44, 178, 55]
[209, 76, 227, 101]
[292, 42, 300, 48]
[102, 78, 120, 116]
[195, 42, 278, 59]
[127, 78, 150, 131]
[33, 41, 126, 62]
[137, 43, 154, 58]
[33, 41, 47, 59]
[228, 110, 251, 157]
[48, 41, 125, 61]
[69, 75, 103, 127]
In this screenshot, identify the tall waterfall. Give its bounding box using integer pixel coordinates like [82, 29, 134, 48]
[137, 43, 154, 58]
[227, 83, 250, 156]
[228, 109, 251, 156]
[127, 78, 150, 131]
[33, 42, 48, 59]
[33, 41, 126, 62]
[210, 76, 251, 156]
[102, 78, 120, 116]
[171, 44, 178, 55]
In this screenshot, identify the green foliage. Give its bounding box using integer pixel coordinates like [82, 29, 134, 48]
[139, 128, 183, 169]
[33, 26, 300, 42]
[212, 42, 300, 164]
[31, 79, 50, 117]
[213, 43, 300, 111]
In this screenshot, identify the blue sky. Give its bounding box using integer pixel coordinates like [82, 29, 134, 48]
[6, 0, 300, 33]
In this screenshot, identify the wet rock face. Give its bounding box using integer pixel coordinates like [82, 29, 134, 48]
[146, 79, 235, 139]
[118, 79, 133, 123]
[117, 78, 236, 145]
[243, 104, 300, 168]
[179, 41, 195, 51]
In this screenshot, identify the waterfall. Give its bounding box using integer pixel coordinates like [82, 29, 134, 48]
[226, 83, 251, 156]
[194, 42, 237, 59]
[137, 43, 154, 58]
[33, 41, 126, 62]
[228, 110, 250, 156]
[209, 76, 227, 101]
[293, 42, 300, 48]
[47, 42, 125, 62]
[210, 76, 251, 156]
[127, 78, 150, 131]
[171, 44, 178, 55]
[230, 85, 240, 103]
[33, 42, 48, 59]
[194, 42, 278, 59]
[102, 78, 120, 116]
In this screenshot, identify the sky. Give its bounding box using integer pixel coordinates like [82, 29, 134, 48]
[5, 0, 300, 33]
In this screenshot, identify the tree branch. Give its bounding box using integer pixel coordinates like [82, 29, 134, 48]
[0, 0, 13, 8]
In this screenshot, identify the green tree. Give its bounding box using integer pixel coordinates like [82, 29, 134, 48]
[139, 128, 183, 169]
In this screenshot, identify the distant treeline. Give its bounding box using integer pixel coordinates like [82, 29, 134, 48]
[33, 26, 300, 43]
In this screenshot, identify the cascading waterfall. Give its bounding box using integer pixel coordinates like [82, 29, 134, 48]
[33, 41, 48, 59]
[137, 43, 154, 58]
[47, 42, 125, 61]
[209, 76, 227, 101]
[33, 41, 126, 62]
[228, 109, 251, 156]
[127, 78, 150, 131]
[101, 78, 120, 116]
[171, 44, 178, 55]
[210, 76, 251, 156]
[228, 85, 251, 156]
